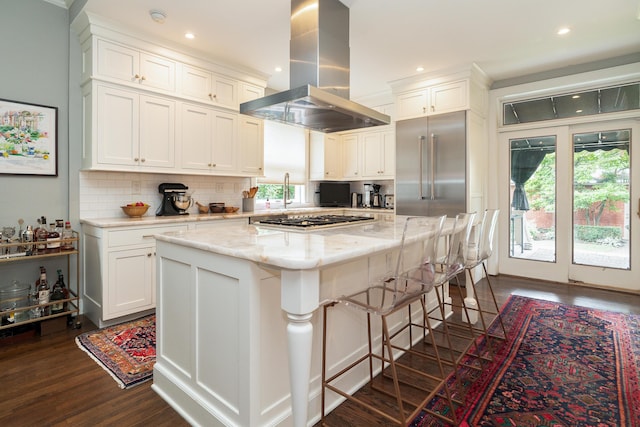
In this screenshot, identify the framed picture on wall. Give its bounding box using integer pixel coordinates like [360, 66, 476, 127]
[0, 98, 58, 176]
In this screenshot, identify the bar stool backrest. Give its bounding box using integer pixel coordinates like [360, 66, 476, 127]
[476, 209, 500, 262]
[441, 212, 476, 280]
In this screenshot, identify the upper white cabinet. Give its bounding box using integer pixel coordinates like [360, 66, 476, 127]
[396, 80, 468, 120]
[341, 134, 361, 179]
[91, 84, 175, 170]
[180, 64, 238, 109]
[238, 116, 264, 175]
[392, 65, 489, 121]
[309, 132, 342, 180]
[75, 16, 268, 177]
[336, 128, 396, 181]
[361, 130, 395, 179]
[179, 103, 238, 173]
[96, 39, 176, 92]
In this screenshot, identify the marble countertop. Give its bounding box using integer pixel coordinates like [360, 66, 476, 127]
[155, 214, 450, 270]
[80, 207, 393, 228]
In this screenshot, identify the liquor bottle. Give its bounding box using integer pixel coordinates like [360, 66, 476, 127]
[50, 269, 69, 314]
[34, 216, 48, 254]
[21, 225, 34, 255]
[61, 221, 74, 251]
[46, 223, 61, 253]
[36, 266, 50, 315]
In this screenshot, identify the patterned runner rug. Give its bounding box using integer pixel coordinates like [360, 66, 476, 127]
[75, 315, 156, 389]
[413, 295, 640, 426]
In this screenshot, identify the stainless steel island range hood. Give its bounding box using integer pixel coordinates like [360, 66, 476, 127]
[239, 0, 390, 133]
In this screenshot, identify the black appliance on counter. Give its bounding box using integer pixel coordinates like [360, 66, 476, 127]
[157, 183, 190, 216]
[318, 182, 351, 207]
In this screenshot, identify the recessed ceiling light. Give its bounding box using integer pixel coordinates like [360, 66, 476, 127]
[557, 27, 570, 35]
[416, 66, 424, 72]
[576, 109, 583, 113]
[149, 9, 166, 24]
[572, 95, 580, 99]
[185, 32, 195, 39]
[275, 66, 283, 72]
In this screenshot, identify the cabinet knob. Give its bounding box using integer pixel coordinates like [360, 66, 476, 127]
[134, 74, 140, 79]
[208, 163, 212, 167]
[134, 157, 139, 162]
[354, 172, 358, 175]
[423, 106, 426, 113]
[208, 93, 213, 99]
[431, 105, 435, 112]
[212, 163, 216, 167]
[140, 158, 146, 163]
[140, 75, 146, 81]
[325, 172, 329, 175]
[147, 253, 152, 257]
[258, 167, 262, 170]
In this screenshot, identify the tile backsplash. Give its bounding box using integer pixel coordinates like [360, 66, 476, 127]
[79, 171, 252, 219]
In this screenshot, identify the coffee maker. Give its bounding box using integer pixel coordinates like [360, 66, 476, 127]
[156, 183, 192, 216]
[372, 184, 383, 208]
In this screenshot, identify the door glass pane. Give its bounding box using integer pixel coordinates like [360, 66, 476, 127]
[572, 129, 631, 269]
[509, 136, 556, 262]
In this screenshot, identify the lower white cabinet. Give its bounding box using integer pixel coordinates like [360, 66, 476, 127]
[82, 223, 188, 327]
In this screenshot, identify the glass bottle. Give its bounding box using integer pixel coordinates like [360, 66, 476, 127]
[50, 269, 68, 314]
[21, 225, 34, 255]
[36, 266, 50, 315]
[35, 216, 48, 254]
[46, 223, 61, 253]
[61, 221, 74, 251]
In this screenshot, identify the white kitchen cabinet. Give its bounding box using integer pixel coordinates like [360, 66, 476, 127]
[395, 80, 468, 120]
[238, 116, 264, 176]
[362, 129, 395, 179]
[181, 64, 238, 109]
[94, 84, 175, 169]
[179, 102, 238, 173]
[341, 134, 361, 179]
[82, 223, 188, 327]
[309, 131, 342, 180]
[239, 82, 265, 104]
[96, 39, 176, 92]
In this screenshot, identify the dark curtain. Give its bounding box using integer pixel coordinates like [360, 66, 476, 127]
[510, 150, 547, 210]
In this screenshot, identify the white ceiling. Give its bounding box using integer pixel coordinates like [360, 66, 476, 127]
[77, 0, 640, 100]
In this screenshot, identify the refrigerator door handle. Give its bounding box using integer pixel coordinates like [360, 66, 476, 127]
[430, 133, 436, 200]
[419, 135, 425, 199]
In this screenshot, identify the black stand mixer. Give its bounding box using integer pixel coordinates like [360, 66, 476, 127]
[156, 183, 192, 216]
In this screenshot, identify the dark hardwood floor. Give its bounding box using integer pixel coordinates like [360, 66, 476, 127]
[1, 275, 638, 427]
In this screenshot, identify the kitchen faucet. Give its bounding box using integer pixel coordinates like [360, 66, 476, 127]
[283, 172, 290, 209]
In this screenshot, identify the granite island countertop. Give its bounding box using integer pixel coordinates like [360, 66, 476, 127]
[154, 213, 448, 270]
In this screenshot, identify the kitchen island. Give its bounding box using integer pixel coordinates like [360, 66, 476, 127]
[152, 214, 455, 427]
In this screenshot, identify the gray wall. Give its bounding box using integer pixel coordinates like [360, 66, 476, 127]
[0, 0, 72, 285]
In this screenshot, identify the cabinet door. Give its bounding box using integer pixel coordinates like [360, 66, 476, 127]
[211, 75, 238, 109]
[181, 65, 212, 102]
[179, 103, 213, 170]
[396, 89, 429, 120]
[362, 132, 383, 177]
[211, 111, 238, 172]
[96, 85, 139, 166]
[380, 130, 395, 178]
[238, 117, 264, 175]
[96, 40, 139, 84]
[139, 52, 176, 91]
[309, 131, 325, 180]
[324, 135, 342, 180]
[342, 134, 361, 179]
[430, 81, 468, 114]
[139, 95, 175, 168]
[105, 247, 154, 319]
[239, 83, 264, 104]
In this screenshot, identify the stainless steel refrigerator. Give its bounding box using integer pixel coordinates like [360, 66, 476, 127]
[396, 110, 466, 217]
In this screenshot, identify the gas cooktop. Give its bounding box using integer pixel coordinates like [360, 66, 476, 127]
[254, 215, 375, 230]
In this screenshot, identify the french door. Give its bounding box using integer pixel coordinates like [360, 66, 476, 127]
[498, 119, 638, 291]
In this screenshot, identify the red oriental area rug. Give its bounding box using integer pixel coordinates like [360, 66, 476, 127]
[75, 315, 156, 389]
[413, 295, 640, 427]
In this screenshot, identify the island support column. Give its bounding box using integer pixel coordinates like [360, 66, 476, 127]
[280, 269, 320, 427]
